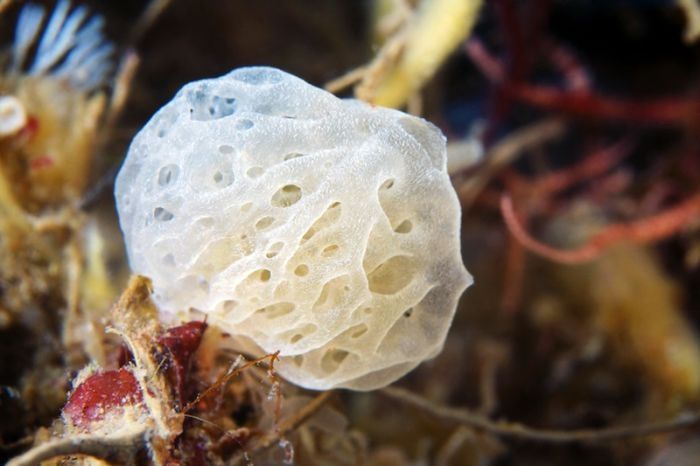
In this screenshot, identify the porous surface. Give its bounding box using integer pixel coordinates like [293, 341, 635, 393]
[115, 67, 472, 390]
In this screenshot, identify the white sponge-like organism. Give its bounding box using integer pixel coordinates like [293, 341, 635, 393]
[115, 67, 472, 390]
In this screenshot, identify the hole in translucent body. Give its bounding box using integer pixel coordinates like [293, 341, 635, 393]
[381, 178, 395, 190]
[253, 269, 271, 282]
[394, 219, 413, 233]
[321, 349, 349, 374]
[284, 152, 304, 161]
[350, 324, 368, 338]
[247, 167, 264, 178]
[321, 244, 339, 257]
[162, 253, 175, 267]
[154, 207, 174, 221]
[155, 111, 178, 138]
[266, 242, 284, 258]
[236, 119, 254, 130]
[301, 202, 341, 243]
[286, 324, 317, 345]
[158, 164, 179, 187]
[367, 256, 415, 295]
[294, 264, 309, 277]
[271, 184, 302, 207]
[255, 302, 294, 319]
[313, 276, 350, 312]
[222, 300, 236, 314]
[212, 170, 233, 187]
[255, 217, 275, 230]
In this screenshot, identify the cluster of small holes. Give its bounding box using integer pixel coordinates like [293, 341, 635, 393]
[271, 184, 302, 207]
[187, 90, 237, 121]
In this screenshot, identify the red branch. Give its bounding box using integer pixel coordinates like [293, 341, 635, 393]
[546, 41, 591, 91]
[509, 84, 700, 126]
[530, 139, 634, 195]
[466, 39, 700, 126]
[500, 193, 700, 264]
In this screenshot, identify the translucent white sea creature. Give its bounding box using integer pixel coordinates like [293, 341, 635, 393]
[116, 67, 472, 390]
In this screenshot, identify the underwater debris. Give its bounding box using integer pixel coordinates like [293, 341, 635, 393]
[11, 0, 113, 91]
[0, 1, 124, 460]
[0, 0, 114, 209]
[327, 0, 484, 109]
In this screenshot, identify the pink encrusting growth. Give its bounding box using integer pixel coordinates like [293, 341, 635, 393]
[157, 320, 208, 407]
[62, 321, 207, 431]
[62, 367, 144, 431]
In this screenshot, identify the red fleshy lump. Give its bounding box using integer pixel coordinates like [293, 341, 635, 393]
[62, 321, 207, 432]
[62, 367, 144, 431]
[157, 321, 208, 407]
